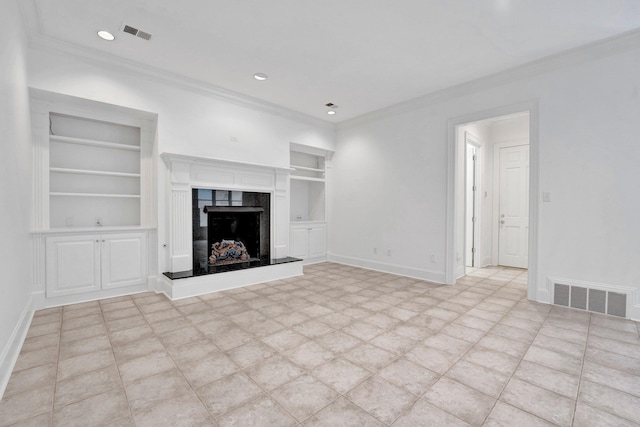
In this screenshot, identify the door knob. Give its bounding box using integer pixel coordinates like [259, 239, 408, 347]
[500, 220, 505, 224]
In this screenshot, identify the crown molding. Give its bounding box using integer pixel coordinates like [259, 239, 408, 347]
[19, 0, 640, 132]
[337, 27, 640, 131]
[19, 1, 334, 131]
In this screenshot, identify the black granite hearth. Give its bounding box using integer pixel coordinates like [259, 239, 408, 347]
[163, 256, 301, 280]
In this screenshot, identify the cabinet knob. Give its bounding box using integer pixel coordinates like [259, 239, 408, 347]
[102, 239, 105, 242]
[95, 240, 99, 243]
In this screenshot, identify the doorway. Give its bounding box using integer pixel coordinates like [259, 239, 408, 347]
[457, 112, 530, 278]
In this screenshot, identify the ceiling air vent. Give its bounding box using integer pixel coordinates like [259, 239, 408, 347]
[122, 24, 152, 41]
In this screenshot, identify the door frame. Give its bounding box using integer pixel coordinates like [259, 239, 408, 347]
[446, 100, 539, 301]
[492, 139, 529, 266]
[464, 132, 481, 269]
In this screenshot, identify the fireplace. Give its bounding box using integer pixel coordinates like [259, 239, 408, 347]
[160, 153, 302, 297]
[192, 189, 270, 274]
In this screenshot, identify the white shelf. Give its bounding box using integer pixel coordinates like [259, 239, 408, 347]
[32, 226, 156, 234]
[50, 192, 141, 198]
[291, 165, 324, 173]
[50, 135, 141, 152]
[290, 176, 325, 183]
[50, 167, 141, 178]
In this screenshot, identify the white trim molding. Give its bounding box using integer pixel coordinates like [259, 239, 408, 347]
[0, 296, 34, 400]
[18, 0, 333, 131]
[338, 28, 640, 130]
[328, 253, 445, 284]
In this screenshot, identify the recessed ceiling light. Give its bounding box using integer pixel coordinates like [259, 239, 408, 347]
[97, 30, 115, 41]
[253, 73, 268, 81]
[327, 110, 336, 115]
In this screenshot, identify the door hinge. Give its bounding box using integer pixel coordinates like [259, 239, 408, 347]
[471, 248, 477, 253]
[473, 155, 477, 161]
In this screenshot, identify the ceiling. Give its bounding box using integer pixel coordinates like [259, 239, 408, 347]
[24, 0, 640, 122]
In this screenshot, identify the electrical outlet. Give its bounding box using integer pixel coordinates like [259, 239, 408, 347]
[373, 247, 377, 255]
[387, 249, 391, 256]
[95, 217, 103, 227]
[430, 254, 436, 263]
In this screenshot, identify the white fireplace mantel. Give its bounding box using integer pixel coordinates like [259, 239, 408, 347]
[161, 152, 293, 273]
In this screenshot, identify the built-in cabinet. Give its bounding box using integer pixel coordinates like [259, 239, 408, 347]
[30, 89, 157, 306]
[46, 232, 147, 298]
[290, 222, 327, 261]
[289, 143, 331, 263]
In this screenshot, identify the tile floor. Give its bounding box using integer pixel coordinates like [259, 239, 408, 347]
[1, 263, 639, 426]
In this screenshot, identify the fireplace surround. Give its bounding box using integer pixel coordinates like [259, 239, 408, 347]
[159, 153, 302, 299]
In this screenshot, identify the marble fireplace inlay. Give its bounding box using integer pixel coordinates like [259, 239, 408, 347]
[192, 188, 271, 274]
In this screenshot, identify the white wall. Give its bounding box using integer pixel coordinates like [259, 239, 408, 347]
[27, 47, 336, 274]
[331, 42, 640, 318]
[0, 0, 35, 396]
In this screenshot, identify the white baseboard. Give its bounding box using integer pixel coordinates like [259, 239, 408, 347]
[299, 255, 327, 266]
[0, 295, 34, 400]
[41, 284, 149, 309]
[327, 253, 446, 284]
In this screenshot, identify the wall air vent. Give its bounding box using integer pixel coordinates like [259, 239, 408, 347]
[552, 280, 627, 318]
[122, 24, 152, 41]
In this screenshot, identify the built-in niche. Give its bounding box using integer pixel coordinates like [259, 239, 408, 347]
[192, 189, 270, 274]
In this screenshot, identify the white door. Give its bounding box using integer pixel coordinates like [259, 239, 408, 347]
[290, 225, 310, 258]
[308, 225, 327, 258]
[46, 235, 101, 297]
[498, 145, 529, 268]
[101, 233, 147, 289]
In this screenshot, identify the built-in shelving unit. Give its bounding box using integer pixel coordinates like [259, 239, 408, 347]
[290, 147, 327, 222]
[49, 135, 142, 151]
[48, 112, 143, 227]
[30, 89, 158, 307]
[289, 143, 332, 264]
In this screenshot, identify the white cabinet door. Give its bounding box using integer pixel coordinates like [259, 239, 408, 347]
[290, 226, 310, 258]
[308, 225, 327, 259]
[101, 233, 147, 289]
[46, 235, 101, 297]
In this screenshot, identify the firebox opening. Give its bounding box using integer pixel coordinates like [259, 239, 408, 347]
[192, 189, 270, 274]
